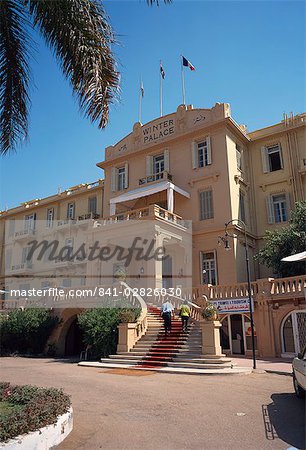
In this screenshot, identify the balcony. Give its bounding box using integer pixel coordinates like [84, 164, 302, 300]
[139, 171, 172, 186]
[96, 204, 190, 229]
[77, 212, 100, 226]
[14, 228, 36, 241]
[11, 262, 33, 273]
[57, 219, 77, 229]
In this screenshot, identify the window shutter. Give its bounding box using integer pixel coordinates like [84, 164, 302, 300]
[192, 142, 198, 169]
[279, 145, 284, 169]
[146, 156, 153, 176]
[111, 168, 117, 192]
[124, 162, 129, 189]
[206, 136, 212, 165]
[164, 149, 170, 172]
[261, 146, 269, 173]
[266, 196, 274, 224]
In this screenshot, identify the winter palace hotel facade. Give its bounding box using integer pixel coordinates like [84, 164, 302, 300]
[1, 103, 305, 359]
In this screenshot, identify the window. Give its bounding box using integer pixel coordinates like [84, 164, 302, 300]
[266, 193, 289, 224]
[272, 194, 287, 223]
[145, 150, 169, 181]
[201, 252, 217, 285]
[62, 279, 71, 288]
[46, 208, 54, 228]
[8, 219, 15, 237]
[117, 167, 126, 191]
[192, 137, 211, 169]
[261, 144, 283, 173]
[153, 154, 165, 179]
[5, 249, 12, 270]
[239, 191, 246, 223]
[199, 190, 214, 220]
[21, 246, 32, 265]
[24, 213, 36, 231]
[67, 202, 75, 219]
[111, 163, 128, 192]
[236, 144, 242, 171]
[88, 196, 97, 214]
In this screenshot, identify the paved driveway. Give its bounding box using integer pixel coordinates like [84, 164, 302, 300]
[0, 358, 305, 450]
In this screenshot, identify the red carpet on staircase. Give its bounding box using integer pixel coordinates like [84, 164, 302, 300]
[136, 306, 189, 369]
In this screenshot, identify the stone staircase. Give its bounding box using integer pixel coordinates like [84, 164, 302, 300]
[79, 305, 252, 375]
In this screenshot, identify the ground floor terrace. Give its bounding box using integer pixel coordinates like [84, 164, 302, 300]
[30, 274, 306, 360]
[0, 357, 304, 450]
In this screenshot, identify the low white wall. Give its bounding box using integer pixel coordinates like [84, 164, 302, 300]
[1, 407, 73, 450]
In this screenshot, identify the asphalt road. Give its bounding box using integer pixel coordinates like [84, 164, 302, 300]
[1, 357, 305, 450]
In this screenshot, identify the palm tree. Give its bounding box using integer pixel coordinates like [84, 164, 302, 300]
[0, 0, 171, 155]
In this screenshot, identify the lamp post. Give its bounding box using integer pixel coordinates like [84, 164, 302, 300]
[219, 219, 257, 370]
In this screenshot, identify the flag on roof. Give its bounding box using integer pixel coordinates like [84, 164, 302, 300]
[182, 56, 195, 71]
[140, 79, 144, 97]
[160, 62, 165, 79]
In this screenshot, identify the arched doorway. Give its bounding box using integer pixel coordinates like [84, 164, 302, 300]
[65, 317, 84, 357]
[281, 310, 306, 356]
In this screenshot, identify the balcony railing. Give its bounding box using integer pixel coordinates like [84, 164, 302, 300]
[14, 228, 35, 239]
[11, 262, 33, 272]
[193, 275, 306, 302]
[78, 212, 100, 221]
[139, 171, 172, 186]
[57, 219, 76, 228]
[97, 204, 189, 228]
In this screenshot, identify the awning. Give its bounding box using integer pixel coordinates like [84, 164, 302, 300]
[109, 180, 190, 215]
[281, 251, 306, 262]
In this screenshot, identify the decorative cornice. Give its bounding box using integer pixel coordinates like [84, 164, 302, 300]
[188, 172, 220, 187]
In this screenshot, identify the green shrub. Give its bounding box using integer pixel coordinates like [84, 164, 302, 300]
[78, 307, 141, 359]
[0, 309, 58, 355]
[0, 382, 71, 443]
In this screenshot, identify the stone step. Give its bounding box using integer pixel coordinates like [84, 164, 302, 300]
[79, 361, 252, 376]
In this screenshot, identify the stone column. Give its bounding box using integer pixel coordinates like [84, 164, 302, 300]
[200, 320, 225, 357]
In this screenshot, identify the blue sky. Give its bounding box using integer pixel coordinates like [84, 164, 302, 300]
[0, 0, 305, 210]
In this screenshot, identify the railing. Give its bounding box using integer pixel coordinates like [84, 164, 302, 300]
[270, 275, 306, 297]
[192, 275, 306, 302]
[139, 171, 172, 186]
[153, 289, 202, 322]
[11, 262, 33, 272]
[78, 212, 100, 221]
[98, 204, 188, 228]
[57, 219, 76, 227]
[14, 228, 35, 238]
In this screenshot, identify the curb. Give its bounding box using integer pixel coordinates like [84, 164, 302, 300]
[1, 407, 73, 449]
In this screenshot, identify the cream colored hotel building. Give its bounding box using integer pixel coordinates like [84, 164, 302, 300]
[1, 103, 305, 358]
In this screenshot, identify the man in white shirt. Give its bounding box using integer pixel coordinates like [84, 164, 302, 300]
[161, 301, 174, 335]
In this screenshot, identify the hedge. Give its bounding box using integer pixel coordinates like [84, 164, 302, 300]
[78, 306, 141, 359]
[0, 382, 71, 443]
[0, 308, 58, 355]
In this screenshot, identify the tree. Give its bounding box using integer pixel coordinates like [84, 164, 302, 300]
[256, 201, 306, 277]
[0, 0, 170, 155]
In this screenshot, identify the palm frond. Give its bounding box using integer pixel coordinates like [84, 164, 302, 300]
[27, 0, 119, 129]
[0, 0, 32, 155]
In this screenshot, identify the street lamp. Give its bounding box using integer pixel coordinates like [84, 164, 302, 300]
[218, 219, 257, 370]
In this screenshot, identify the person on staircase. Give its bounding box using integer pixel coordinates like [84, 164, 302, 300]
[161, 300, 175, 336]
[179, 300, 191, 332]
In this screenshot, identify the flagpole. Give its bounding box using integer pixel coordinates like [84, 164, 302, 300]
[181, 55, 186, 105]
[160, 62, 163, 117]
[139, 78, 142, 123]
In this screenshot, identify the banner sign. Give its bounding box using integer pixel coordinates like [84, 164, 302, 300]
[212, 298, 253, 314]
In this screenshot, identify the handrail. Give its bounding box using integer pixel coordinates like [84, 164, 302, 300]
[153, 289, 202, 322]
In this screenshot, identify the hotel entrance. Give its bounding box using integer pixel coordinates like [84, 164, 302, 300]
[220, 314, 257, 355]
